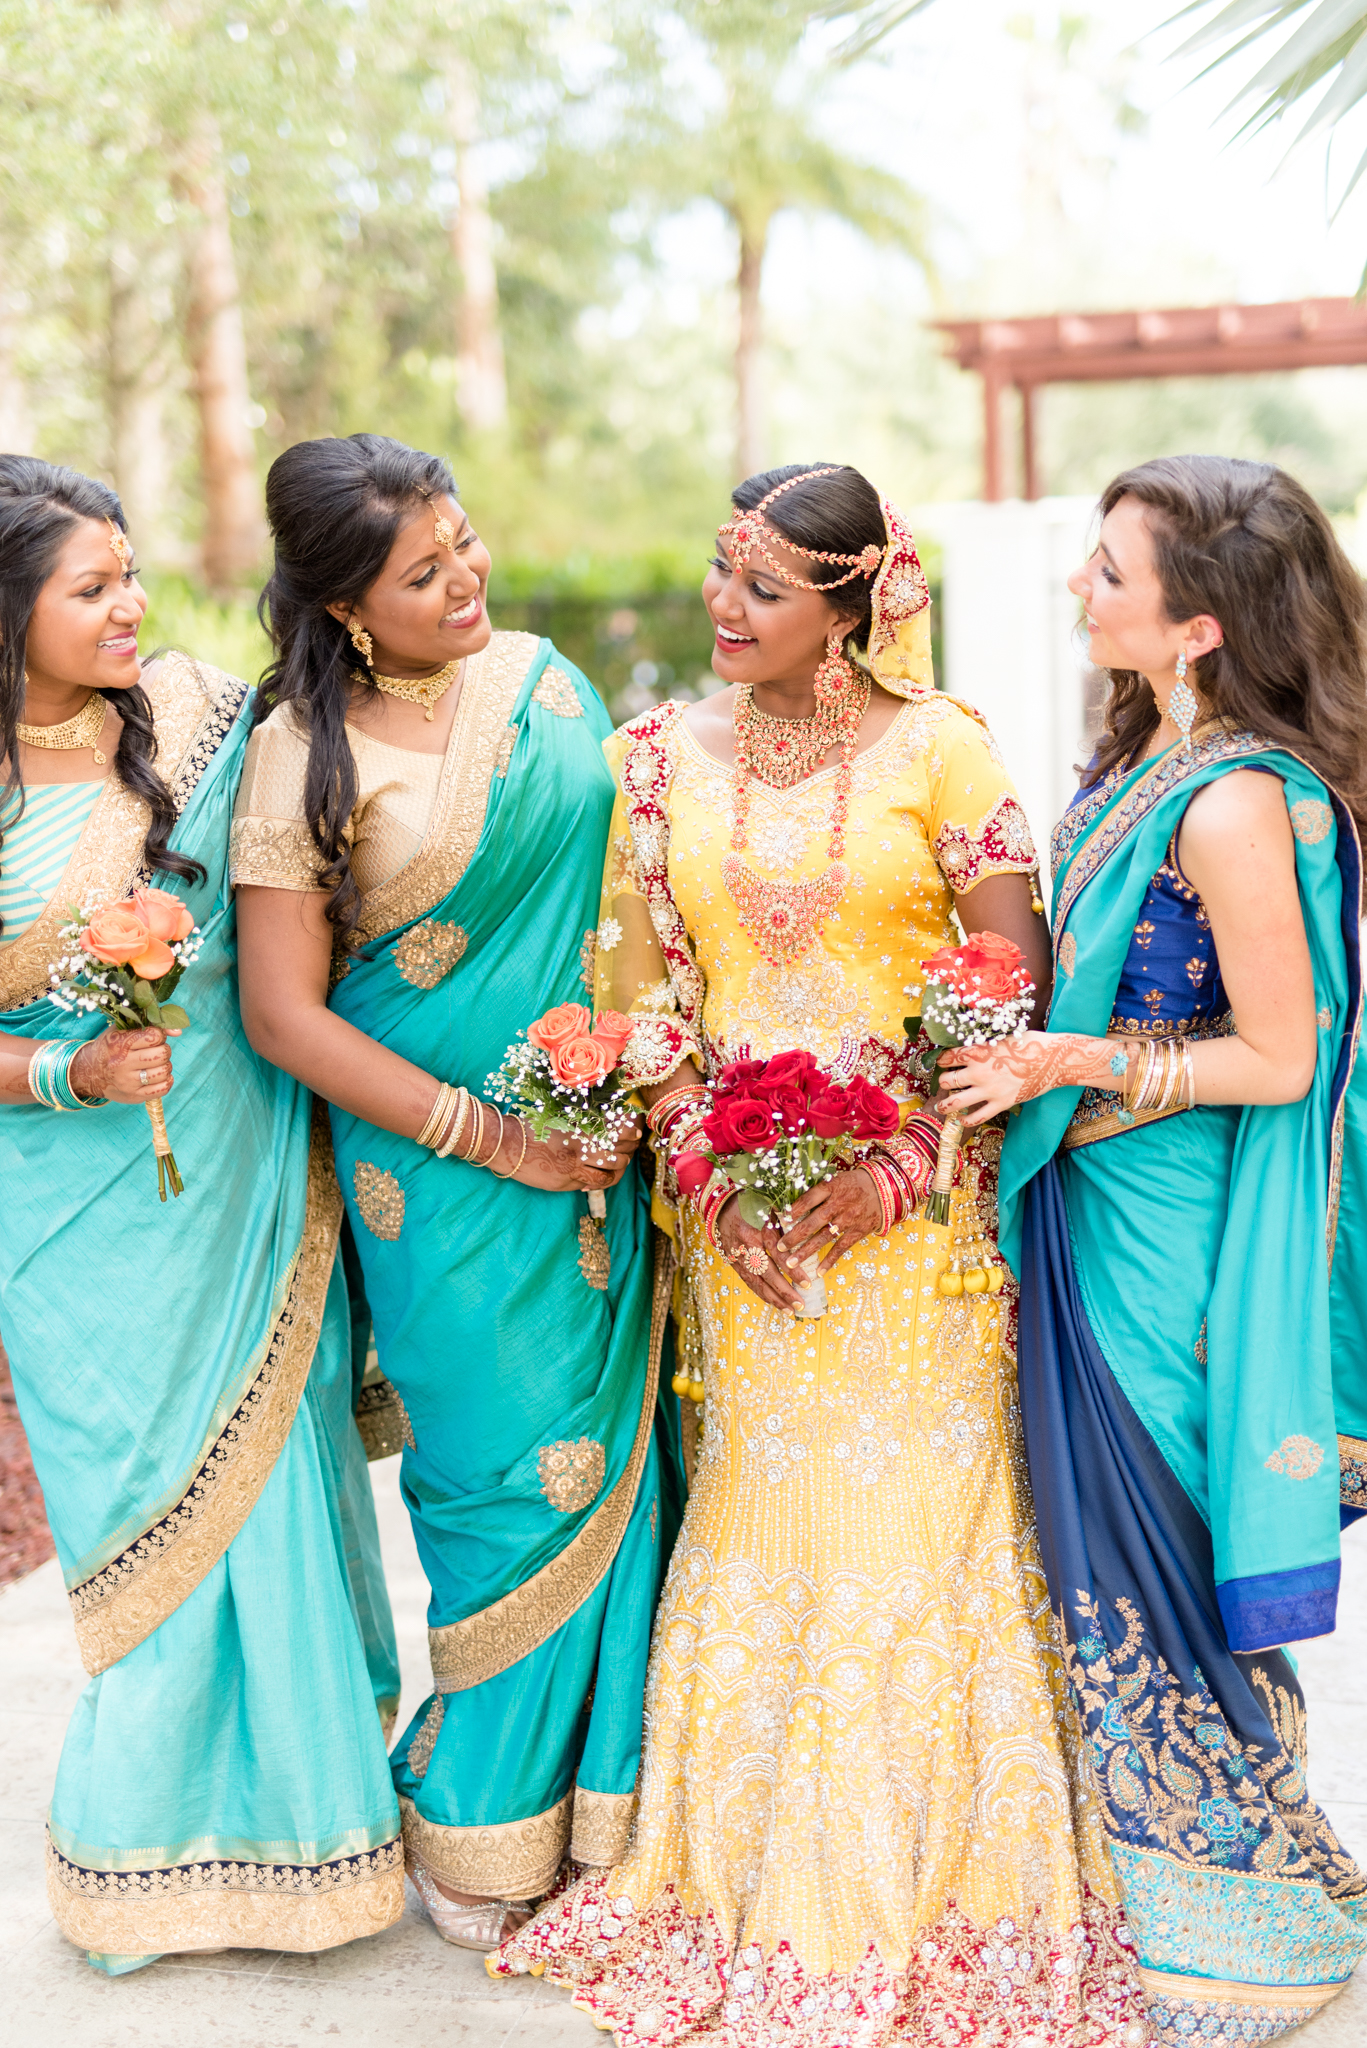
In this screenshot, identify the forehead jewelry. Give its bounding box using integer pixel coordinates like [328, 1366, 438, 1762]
[106, 518, 132, 571]
[717, 469, 885, 591]
[425, 493, 455, 551]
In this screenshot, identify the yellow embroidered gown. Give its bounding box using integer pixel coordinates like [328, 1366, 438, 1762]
[493, 692, 1147, 2046]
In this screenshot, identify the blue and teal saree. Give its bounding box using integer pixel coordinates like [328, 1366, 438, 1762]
[998, 726, 1367, 2042]
[321, 632, 681, 1899]
[0, 652, 402, 1967]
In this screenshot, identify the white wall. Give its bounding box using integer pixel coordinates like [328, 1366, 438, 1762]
[913, 496, 1100, 866]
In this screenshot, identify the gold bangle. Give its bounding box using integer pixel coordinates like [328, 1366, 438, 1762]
[435, 1086, 470, 1159]
[489, 1115, 527, 1179]
[462, 1098, 485, 1164]
[481, 1105, 505, 1170]
[416, 1081, 453, 1150]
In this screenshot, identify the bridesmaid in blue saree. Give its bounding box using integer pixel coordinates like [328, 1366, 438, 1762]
[0, 458, 403, 1973]
[232, 434, 680, 1951]
[944, 456, 1367, 2043]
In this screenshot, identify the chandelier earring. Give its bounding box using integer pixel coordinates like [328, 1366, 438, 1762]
[813, 630, 858, 713]
[1170, 651, 1198, 753]
[347, 616, 374, 668]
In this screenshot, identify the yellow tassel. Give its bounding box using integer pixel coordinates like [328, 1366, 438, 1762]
[671, 1370, 691, 1398]
[938, 1270, 963, 1297]
[986, 1266, 1006, 1294]
[963, 1267, 988, 1294]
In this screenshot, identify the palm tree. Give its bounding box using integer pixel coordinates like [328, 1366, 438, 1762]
[1174, 2, 1367, 199]
[661, 4, 933, 478]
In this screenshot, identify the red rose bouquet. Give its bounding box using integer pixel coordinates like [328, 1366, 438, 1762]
[487, 1002, 637, 1223]
[48, 887, 203, 1201]
[675, 1049, 900, 1316]
[908, 930, 1035, 1225]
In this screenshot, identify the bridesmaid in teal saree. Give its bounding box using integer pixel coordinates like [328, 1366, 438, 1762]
[0, 458, 403, 1973]
[945, 457, 1367, 2042]
[233, 434, 680, 1951]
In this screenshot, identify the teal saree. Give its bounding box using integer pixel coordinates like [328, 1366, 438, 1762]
[323, 632, 680, 1899]
[999, 727, 1367, 2041]
[0, 653, 402, 1965]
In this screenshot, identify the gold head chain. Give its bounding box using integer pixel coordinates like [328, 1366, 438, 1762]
[716, 469, 886, 591]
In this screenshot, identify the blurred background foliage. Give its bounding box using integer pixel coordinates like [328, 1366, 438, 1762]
[3, 0, 1366, 716]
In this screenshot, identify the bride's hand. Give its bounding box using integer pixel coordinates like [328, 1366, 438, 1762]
[938, 1031, 1128, 1123]
[503, 1116, 644, 1193]
[714, 1197, 802, 1313]
[776, 1165, 882, 1278]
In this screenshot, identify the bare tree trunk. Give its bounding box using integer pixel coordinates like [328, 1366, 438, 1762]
[735, 227, 765, 481]
[448, 57, 508, 436]
[108, 239, 173, 555]
[174, 122, 263, 591]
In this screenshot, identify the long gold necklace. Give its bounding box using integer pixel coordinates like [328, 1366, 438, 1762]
[722, 676, 869, 973]
[16, 690, 108, 765]
[734, 685, 849, 789]
[363, 658, 462, 722]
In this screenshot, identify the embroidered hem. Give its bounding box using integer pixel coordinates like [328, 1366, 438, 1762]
[403, 1792, 572, 1900]
[46, 1834, 404, 1955]
[489, 1875, 1149, 2047]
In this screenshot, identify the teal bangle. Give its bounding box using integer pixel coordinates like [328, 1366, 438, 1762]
[27, 1039, 106, 1110]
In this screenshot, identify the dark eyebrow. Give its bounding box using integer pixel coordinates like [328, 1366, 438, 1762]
[1098, 541, 1118, 568]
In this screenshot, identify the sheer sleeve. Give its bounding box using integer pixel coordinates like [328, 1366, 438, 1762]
[926, 703, 1038, 895]
[229, 709, 328, 892]
[592, 730, 703, 1088]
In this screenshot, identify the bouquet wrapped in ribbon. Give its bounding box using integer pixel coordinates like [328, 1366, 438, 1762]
[487, 1003, 638, 1278]
[48, 888, 202, 1201]
[908, 930, 1035, 1226]
[674, 1050, 900, 1318]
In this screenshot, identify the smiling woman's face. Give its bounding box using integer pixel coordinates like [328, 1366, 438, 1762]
[702, 525, 859, 693]
[338, 493, 493, 678]
[23, 518, 147, 698]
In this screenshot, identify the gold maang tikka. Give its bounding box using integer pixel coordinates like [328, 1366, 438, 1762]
[106, 518, 132, 571]
[426, 493, 455, 550]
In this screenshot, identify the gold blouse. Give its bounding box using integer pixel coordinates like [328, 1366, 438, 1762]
[229, 703, 443, 899]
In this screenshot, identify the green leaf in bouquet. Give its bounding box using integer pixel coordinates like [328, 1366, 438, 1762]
[736, 1186, 771, 1229]
[131, 979, 164, 1024]
[158, 1004, 191, 1031]
[918, 983, 963, 1048]
[153, 965, 185, 1000]
[723, 1151, 759, 1185]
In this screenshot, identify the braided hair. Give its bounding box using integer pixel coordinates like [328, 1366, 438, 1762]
[0, 456, 203, 936]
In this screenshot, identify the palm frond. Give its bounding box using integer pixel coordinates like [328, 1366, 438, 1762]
[1169, 0, 1367, 145]
[808, 0, 938, 65]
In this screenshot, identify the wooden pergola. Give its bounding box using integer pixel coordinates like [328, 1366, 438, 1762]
[932, 297, 1367, 501]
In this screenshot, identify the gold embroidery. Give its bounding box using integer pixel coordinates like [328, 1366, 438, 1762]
[532, 665, 583, 718]
[428, 1233, 670, 1692]
[401, 1791, 570, 1899]
[570, 1788, 636, 1868]
[0, 652, 245, 1013]
[1319, 1006, 1332, 1029]
[408, 1696, 445, 1779]
[68, 1118, 343, 1675]
[1058, 932, 1077, 978]
[538, 1437, 606, 1514]
[1134, 1966, 1343, 2019]
[354, 631, 540, 947]
[494, 723, 518, 778]
[354, 1375, 411, 1461]
[1264, 1434, 1325, 1481]
[1340, 1431, 1367, 1513]
[227, 813, 322, 891]
[393, 917, 468, 989]
[46, 1835, 404, 1956]
[577, 1214, 611, 1290]
[579, 927, 597, 992]
[353, 1162, 404, 1240]
[1289, 798, 1334, 845]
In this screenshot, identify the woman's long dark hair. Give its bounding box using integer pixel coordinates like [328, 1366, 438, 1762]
[0, 455, 202, 935]
[731, 463, 885, 649]
[257, 433, 459, 940]
[1087, 454, 1367, 840]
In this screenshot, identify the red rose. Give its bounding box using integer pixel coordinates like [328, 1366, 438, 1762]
[715, 1058, 768, 1095]
[673, 1151, 713, 1197]
[807, 1084, 853, 1138]
[763, 1084, 811, 1135]
[972, 959, 1027, 1001]
[704, 1095, 777, 1154]
[756, 1049, 822, 1096]
[843, 1075, 900, 1141]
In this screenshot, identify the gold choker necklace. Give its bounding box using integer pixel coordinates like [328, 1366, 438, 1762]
[362, 658, 461, 722]
[16, 691, 108, 765]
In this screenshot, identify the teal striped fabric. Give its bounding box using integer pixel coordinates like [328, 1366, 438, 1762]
[0, 781, 102, 944]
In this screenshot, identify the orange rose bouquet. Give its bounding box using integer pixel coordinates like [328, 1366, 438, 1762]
[907, 930, 1035, 1225]
[486, 1002, 637, 1221]
[48, 887, 202, 1201]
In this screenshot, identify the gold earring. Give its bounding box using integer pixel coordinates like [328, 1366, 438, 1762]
[348, 617, 374, 667]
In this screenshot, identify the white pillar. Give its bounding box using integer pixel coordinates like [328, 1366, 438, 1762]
[914, 497, 1100, 865]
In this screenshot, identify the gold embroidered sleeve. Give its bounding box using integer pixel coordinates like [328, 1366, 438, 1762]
[592, 738, 701, 1087]
[927, 710, 1037, 894]
[230, 710, 338, 891]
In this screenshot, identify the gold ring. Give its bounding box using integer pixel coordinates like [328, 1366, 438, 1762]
[138, 1070, 150, 1085]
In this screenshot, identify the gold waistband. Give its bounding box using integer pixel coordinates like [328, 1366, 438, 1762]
[1061, 1016, 1233, 1153]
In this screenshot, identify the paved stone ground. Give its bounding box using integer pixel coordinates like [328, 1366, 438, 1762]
[1, 1456, 1363, 2046]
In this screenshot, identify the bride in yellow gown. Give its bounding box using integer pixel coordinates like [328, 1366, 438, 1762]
[491, 465, 1148, 2045]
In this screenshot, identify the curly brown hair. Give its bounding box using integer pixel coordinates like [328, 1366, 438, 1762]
[1086, 454, 1367, 841]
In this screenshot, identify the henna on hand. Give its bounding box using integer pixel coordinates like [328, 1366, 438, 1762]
[938, 1031, 1135, 1120]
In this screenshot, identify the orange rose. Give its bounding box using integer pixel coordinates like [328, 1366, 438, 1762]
[132, 886, 194, 942]
[528, 1002, 592, 1053]
[591, 1010, 634, 1060]
[81, 903, 151, 964]
[551, 1036, 613, 1088]
[128, 938, 177, 980]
